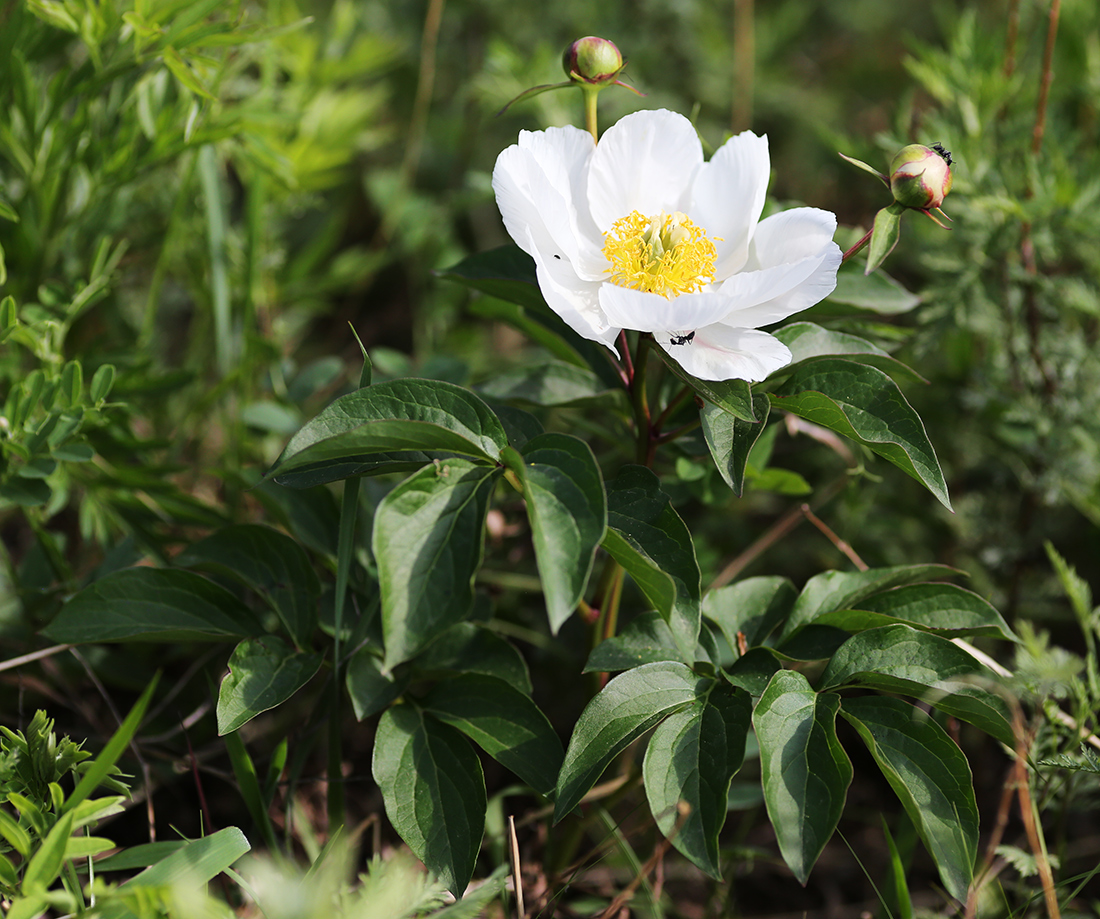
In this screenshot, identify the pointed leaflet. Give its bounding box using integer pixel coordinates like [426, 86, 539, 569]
[216, 637, 324, 735]
[704, 576, 797, 651]
[866, 203, 905, 274]
[817, 583, 1016, 641]
[268, 378, 508, 488]
[778, 565, 959, 642]
[775, 322, 925, 383]
[819, 624, 1014, 746]
[421, 674, 563, 796]
[555, 662, 707, 822]
[643, 682, 752, 878]
[753, 670, 852, 885]
[502, 433, 605, 633]
[655, 349, 757, 422]
[412, 622, 533, 694]
[840, 696, 977, 900]
[375, 460, 501, 668]
[601, 466, 701, 657]
[43, 568, 263, 643]
[585, 611, 693, 672]
[701, 393, 772, 495]
[177, 524, 319, 648]
[373, 704, 485, 898]
[438, 245, 547, 313]
[771, 359, 950, 510]
[346, 649, 410, 721]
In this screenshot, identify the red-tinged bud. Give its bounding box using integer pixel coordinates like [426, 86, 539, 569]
[889, 144, 953, 210]
[562, 36, 624, 85]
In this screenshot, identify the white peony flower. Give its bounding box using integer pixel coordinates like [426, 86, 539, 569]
[492, 108, 842, 382]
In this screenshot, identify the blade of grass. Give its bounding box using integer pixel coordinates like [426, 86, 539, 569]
[63, 675, 160, 816]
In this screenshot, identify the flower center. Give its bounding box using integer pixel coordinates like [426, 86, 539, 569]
[602, 210, 717, 298]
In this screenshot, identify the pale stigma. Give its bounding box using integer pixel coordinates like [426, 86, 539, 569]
[602, 211, 717, 298]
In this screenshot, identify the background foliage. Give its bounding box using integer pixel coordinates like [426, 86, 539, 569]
[2, 0, 1099, 915]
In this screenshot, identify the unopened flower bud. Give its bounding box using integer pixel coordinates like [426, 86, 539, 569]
[889, 144, 953, 210]
[562, 36, 624, 85]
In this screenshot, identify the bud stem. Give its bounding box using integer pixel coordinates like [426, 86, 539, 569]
[583, 85, 600, 142]
[841, 227, 874, 265]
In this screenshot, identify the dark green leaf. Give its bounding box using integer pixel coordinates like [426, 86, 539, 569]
[438, 245, 545, 312]
[412, 622, 532, 694]
[774, 625, 851, 661]
[655, 349, 757, 421]
[502, 434, 605, 633]
[555, 662, 706, 821]
[819, 625, 1014, 746]
[779, 565, 959, 641]
[601, 466, 700, 656]
[177, 524, 319, 648]
[822, 583, 1016, 641]
[704, 576, 797, 650]
[422, 674, 563, 796]
[643, 683, 752, 878]
[43, 569, 264, 643]
[477, 361, 626, 410]
[775, 322, 925, 383]
[753, 670, 852, 885]
[700, 394, 771, 495]
[268, 379, 508, 488]
[841, 696, 977, 900]
[771, 360, 950, 510]
[373, 704, 485, 898]
[216, 637, 323, 734]
[0, 477, 51, 506]
[346, 649, 409, 720]
[721, 648, 781, 696]
[375, 460, 501, 668]
[585, 611, 690, 672]
[481, 400, 544, 451]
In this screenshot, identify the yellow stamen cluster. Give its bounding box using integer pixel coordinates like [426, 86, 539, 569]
[602, 210, 717, 298]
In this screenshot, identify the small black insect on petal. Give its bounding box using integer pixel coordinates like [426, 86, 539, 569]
[930, 142, 953, 166]
[669, 331, 696, 346]
[553, 254, 561, 260]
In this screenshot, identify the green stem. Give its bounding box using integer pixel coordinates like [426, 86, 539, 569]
[630, 335, 652, 465]
[582, 85, 600, 143]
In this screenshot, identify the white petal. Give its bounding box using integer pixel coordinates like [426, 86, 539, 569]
[718, 245, 842, 329]
[517, 126, 608, 279]
[492, 130, 606, 280]
[658, 325, 792, 382]
[587, 109, 703, 231]
[525, 227, 620, 351]
[598, 285, 737, 333]
[688, 131, 770, 278]
[745, 207, 838, 270]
